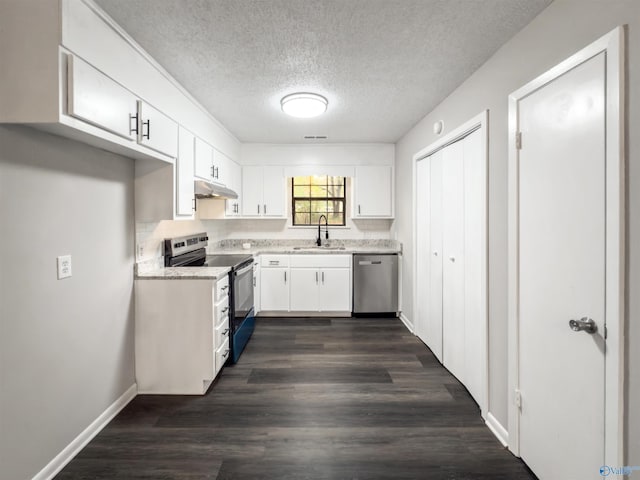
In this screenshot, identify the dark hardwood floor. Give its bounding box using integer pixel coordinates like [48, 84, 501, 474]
[56, 317, 536, 479]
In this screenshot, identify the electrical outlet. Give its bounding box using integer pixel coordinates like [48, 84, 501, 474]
[57, 255, 72, 279]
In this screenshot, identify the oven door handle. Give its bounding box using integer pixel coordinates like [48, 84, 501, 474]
[235, 263, 254, 277]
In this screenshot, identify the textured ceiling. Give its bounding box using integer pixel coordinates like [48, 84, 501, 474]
[94, 0, 552, 143]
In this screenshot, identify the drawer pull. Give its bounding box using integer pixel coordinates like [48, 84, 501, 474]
[222, 350, 230, 359]
[222, 306, 229, 313]
[221, 285, 229, 291]
[222, 328, 230, 335]
[269, 261, 279, 265]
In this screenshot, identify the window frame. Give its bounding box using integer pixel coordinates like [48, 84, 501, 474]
[291, 176, 347, 226]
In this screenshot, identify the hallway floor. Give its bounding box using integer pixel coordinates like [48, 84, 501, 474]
[56, 317, 536, 479]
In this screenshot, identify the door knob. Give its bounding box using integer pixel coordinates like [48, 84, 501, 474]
[569, 317, 597, 334]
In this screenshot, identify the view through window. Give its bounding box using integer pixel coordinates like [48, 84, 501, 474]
[292, 176, 346, 226]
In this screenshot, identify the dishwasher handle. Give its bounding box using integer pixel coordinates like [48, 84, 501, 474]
[358, 260, 383, 265]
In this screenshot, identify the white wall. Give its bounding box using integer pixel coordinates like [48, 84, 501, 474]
[0, 126, 136, 479]
[393, 0, 640, 462]
[239, 143, 394, 166]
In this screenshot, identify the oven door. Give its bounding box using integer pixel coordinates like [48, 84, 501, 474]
[233, 260, 254, 327]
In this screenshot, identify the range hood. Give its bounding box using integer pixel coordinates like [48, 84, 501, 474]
[194, 179, 238, 199]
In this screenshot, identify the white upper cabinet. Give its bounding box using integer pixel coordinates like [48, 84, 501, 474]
[241, 166, 285, 217]
[194, 137, 214, 181]
[225, 159, 242, 216]
[67, 55, 138, 141]
[353, 165, 394, 218]
[176, 127, 195, 218]
[212, 149, 228, 186]
[0, 0, 239, 167]
[137, 101, 178, 158]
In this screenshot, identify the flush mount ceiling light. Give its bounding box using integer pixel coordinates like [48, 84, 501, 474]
[281, 93, 328, 118]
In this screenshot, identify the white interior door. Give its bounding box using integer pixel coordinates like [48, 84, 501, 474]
[441, 141, 465, 382]
[427, 151, 444, 361]
[517, 52, 606, 479]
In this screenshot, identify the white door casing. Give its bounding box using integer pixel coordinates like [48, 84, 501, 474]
[507, 27, 625, 473]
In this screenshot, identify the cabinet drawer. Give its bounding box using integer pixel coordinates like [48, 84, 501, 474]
[215, 297, 229, 326]
[215, 317, 230, 347]
[215, 337, 230, 370]
[261, 255, 289, 267]
[289, 254, 351, 268]
[215, 275, 230, 301]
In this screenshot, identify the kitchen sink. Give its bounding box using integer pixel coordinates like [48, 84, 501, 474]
[293, 246, 346, 251]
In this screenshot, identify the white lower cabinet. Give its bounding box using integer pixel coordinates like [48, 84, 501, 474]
[135, 275, 230, 394]
[260, 254, 351, 313]
[318, 267, 351, 311]
[260, 267, 289, 311]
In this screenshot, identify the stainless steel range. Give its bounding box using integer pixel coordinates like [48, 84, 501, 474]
[164, 233, 255, 363]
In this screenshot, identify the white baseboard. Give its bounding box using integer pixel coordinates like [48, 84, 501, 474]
[34, 383, 137, 480]
[399, 313, 414, 333]
[486, 412, 509, 448]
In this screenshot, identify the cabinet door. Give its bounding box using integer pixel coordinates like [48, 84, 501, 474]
[441, 141, 465, 383]
[212, 149, 228, 186]
[176, 127, 195, 217]
[260, 268, 289, 311]
[67, 55, 138, 140]
[262, 166, 285, 217]
[137, 101, 178, 157]
[225, 159, 242, 216]
[242, 166, 264, 216]
[289, 268, 320, 311]
[194, 137, 214, 181]
[354, 166, 393, 217]
[319, 268, 351, 312]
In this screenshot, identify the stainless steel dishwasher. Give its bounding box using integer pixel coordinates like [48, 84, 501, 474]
[352, 254, 399, 315]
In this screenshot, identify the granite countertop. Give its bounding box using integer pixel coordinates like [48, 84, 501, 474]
[135, 240, 401, 280]
[136, 266, 231, 280]
[212, 246, 401, 255]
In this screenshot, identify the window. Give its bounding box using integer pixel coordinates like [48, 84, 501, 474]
[292, 176, 346, 226]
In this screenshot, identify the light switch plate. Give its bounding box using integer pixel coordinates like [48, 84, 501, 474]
[57, 255, 72, 279]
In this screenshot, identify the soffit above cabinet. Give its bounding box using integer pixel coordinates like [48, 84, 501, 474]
[93, 0, 552, 143]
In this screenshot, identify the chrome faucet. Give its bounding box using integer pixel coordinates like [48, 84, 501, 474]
[317, 215, 329, 246]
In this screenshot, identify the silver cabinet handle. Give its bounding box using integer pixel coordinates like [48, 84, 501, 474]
[142, 119, 150, 139]
[129, 113, 139, 135]
[222, 306, 229, 313]
[257, 204, 260, 214]
[253, 277, 256, 287]
[284, 271, 287, 283]
[322, 271, 325, 283]
[222, 349, 230, 359]
[211, 165, 215, 177]
[449, 256, 455, 262]
[221, 285, 229, 291]
[433, 251, 438, 256]
[264, 204, 267, 214]
[358, 205, 361, 214]
[569, 317, 597, 334]
[316, 271, 318, 284]
[269, 260, 279, 265]
[222, 328, 230, 335]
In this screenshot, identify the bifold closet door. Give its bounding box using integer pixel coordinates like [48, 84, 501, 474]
[441, 140, 465, 383]
[415, 156, 430, 345]
[427, 151, 444, 361]
[462, 129, 484, 403]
